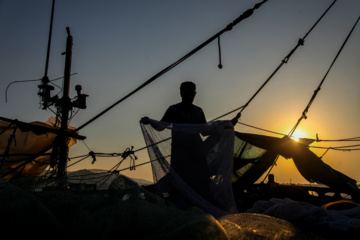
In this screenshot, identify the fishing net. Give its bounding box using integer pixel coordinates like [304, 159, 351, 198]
[0, 117, 331, 239]
[0, 174, 308, 239]
[140, 119, 237, 217]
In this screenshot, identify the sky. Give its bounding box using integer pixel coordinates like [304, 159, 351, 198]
[1, 0, 359, 184]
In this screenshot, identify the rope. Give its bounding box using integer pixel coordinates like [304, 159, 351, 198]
[74, 0, 269, 132]
[65, 117, 360, 174]
[317, 137, 360, 142]
[218, 36, 223, 69]
[288, 15, 360, 137]
[53, 0, 336, 175]
[236, 122, 360, 143]
[210, 105, 246, 122]
[230, 0, 338, 122]
[311, 144, 360, 151]
[67, 154, 90, 168]
[236, 122, 286, 136]
[263, 14, 360, 181]
[56, 7, 360, 179]
[3, 1, 349, 181]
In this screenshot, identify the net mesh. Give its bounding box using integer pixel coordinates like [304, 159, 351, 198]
[0, 174, 308, 239]
[140, 119, 238, 217]
[0, 118, 327, 238]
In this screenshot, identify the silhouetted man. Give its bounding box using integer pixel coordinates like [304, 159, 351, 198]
[141, 82, 211, 206]
[161, 81, 206, 124]
[141, 81, 206, 126]
[141, 81, 239, 208]
[141, 81, 239, 125]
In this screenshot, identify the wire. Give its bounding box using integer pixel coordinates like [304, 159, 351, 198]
[4, 73, 77, 103]
[74, 0, 269, 132]
[67, 155, 90, 168]
[263, 14, 360, 180]
[5, 79, 41, 102]
[237, 122, 360, 143]
[55, 0, 337, 174]
[233, 0, 338, 121]
[288, 15, 360, 137]
[310, 144, 360, 151]
[236, 122, 286, 137]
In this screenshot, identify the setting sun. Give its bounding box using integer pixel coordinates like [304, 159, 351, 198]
[290, 130, 307, 142]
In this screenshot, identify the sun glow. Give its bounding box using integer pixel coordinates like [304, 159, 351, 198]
[290, 130, 307, 142]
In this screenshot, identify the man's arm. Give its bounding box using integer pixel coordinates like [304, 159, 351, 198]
[140, 105, 174, 131]
[140, 117, 166, 131]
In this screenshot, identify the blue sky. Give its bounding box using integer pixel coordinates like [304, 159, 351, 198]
[1, 0, 359, 183]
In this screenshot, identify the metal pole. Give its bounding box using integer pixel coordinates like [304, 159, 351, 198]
[57, 27, 73, 180]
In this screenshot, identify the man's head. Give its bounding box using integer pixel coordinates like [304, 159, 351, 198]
[180, 81, 196, 105]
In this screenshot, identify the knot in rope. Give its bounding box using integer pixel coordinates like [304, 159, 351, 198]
[122, 146, 137, 170]
[89, 151, 96, 164]
[283, 38, 305, 64]
[298, 38, 305, 46]
[121, 146, 135, 159]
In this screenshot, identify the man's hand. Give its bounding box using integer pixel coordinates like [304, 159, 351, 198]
[140, 117, 150, 125]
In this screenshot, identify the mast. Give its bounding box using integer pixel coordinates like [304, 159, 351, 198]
[36, 5, 88, 183]
[57, 27, 73, 180]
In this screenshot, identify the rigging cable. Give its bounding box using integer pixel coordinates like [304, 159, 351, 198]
[74, 0, 269, 132]
[237, 122, 360, 142]
[72, 2, 360, 179]
[111, 0, 339, 173]
[64, 0, 336, 174]
[227, 0, 338, 122]
[7, 1, 346, 178]
[288, 15, 360, 137]
[263, 15, 360, 181]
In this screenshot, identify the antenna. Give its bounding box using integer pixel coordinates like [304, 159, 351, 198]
[44, 0, 55, 78]
[38, 0, 56, 109]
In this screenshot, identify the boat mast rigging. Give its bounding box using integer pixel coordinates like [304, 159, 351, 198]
[48, 28, 88, 181]
[288, 15, 360, 137]
[263, 15, 360, 182]
[221, 0, 338, 124]
[36, 0, 89, 182]
[74, 0, 269, 132]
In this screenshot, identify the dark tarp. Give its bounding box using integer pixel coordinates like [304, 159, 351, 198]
[233, 132, 360, 198]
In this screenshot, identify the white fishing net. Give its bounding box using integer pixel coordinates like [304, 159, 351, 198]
[140, 119, 238, 217]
